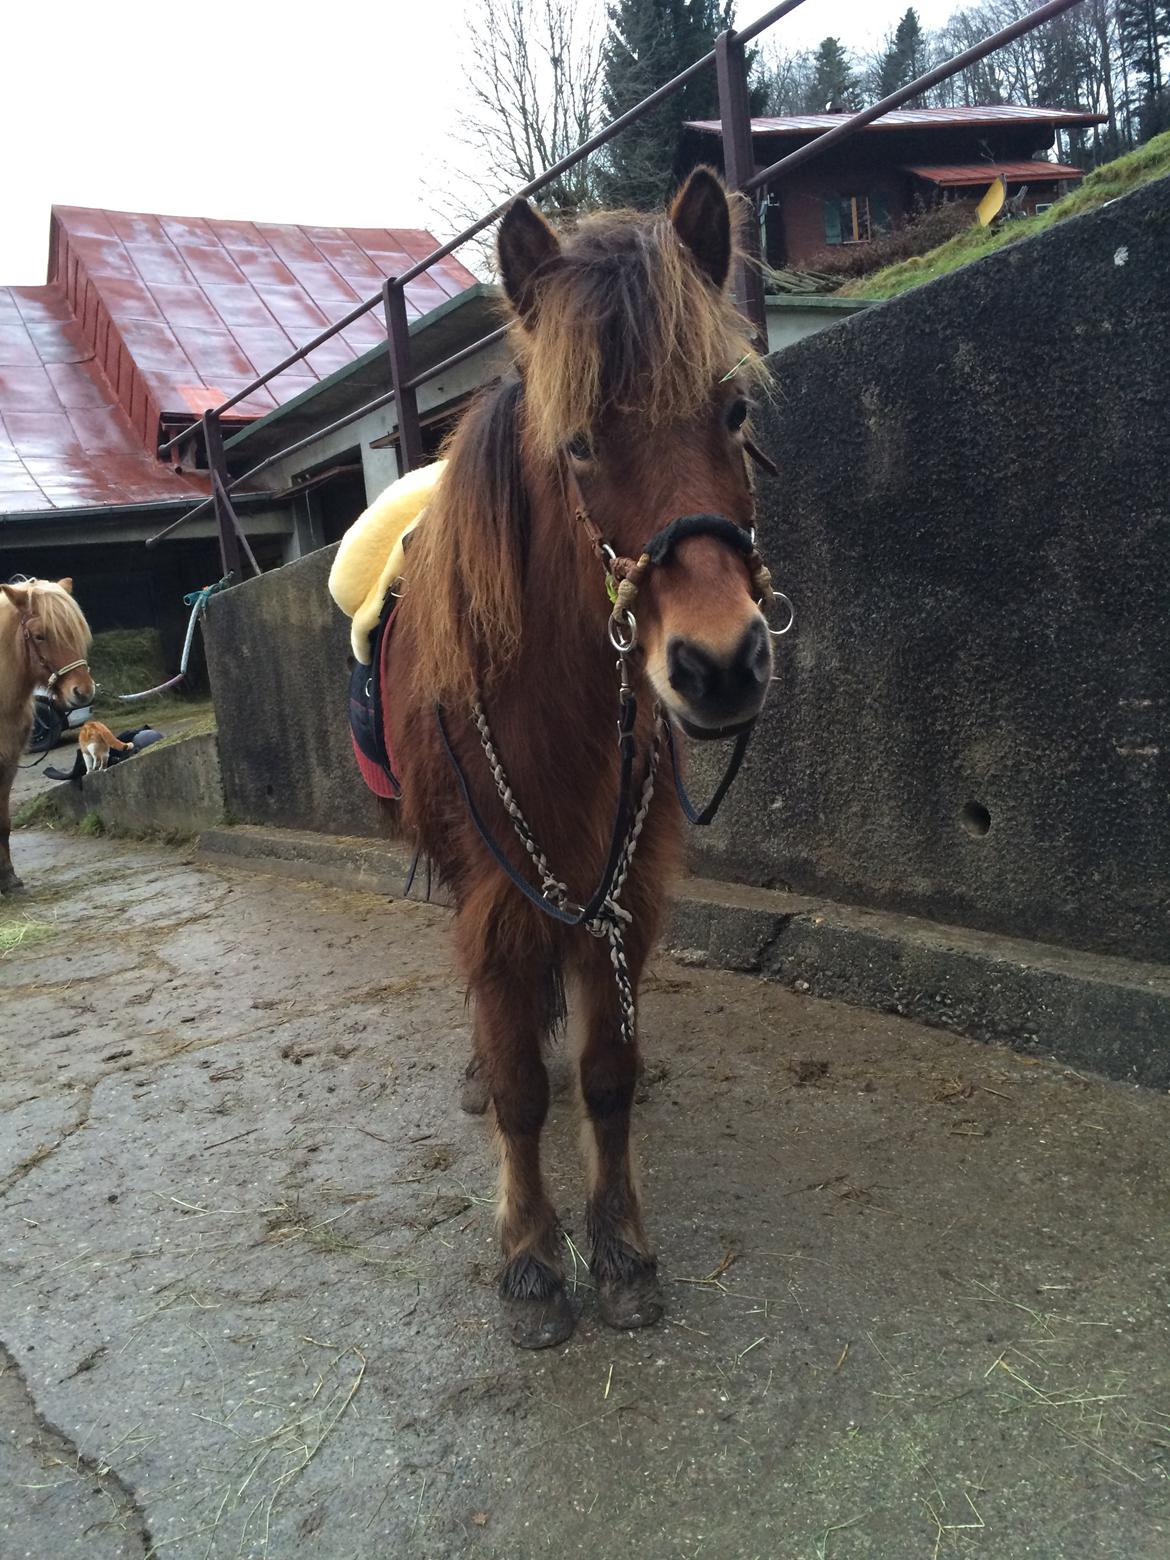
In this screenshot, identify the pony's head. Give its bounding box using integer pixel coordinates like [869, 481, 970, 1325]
[0, 578, 94, 708]
[498, 167, 775, 736]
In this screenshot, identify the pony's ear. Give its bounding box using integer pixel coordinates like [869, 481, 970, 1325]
[57, 576, 74, 594]
[497, 200, 564, 324]
[670, 167, 732, 291]
[0, 583, 28, 608]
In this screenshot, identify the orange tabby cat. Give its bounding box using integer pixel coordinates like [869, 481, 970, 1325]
[78, 720, 133, 773]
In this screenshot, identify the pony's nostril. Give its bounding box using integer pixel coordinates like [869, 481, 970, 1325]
[732, 617, 771, 690]
[667, 638, 717, 705]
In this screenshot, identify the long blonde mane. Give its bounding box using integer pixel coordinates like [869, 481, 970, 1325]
[1, 578, 91, 689]
[405, 206, 765, 706]
[29, 580, 91, 652]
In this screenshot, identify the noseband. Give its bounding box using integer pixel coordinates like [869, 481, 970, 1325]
[20, 609, 90, 696]
[560, 439, 794, 653]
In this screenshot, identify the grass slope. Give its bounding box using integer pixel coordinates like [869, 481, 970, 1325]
[845, 130, 1170, 301]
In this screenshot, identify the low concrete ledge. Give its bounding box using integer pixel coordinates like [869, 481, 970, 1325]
[196, 823, 1170, 1089]
[672, 877, 1170, 1090]
[198, 824, 455, 905]
[45, 731, 224, 837]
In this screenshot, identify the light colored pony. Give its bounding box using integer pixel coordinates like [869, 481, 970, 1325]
[0, 578, 94, 891]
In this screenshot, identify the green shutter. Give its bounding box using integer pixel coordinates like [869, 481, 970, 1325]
[870, 192, 890, 234]
[824, 199, 842, 245]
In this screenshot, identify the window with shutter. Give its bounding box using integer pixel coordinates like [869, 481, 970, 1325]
[823, 199, 843, 245]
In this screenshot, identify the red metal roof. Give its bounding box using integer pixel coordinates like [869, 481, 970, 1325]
[905, 160, 1086, 186]
[1, 207, 477, 516]
[0, 282, 208, 514]
[688, 104, 1108, 135]
[49, 207, 478, 449]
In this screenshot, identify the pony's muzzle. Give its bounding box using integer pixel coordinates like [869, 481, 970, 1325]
[666, 617, 771, 736]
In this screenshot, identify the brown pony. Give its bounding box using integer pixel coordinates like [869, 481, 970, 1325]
[0, 578, 94, 892]
[384, 169, 777, 1347]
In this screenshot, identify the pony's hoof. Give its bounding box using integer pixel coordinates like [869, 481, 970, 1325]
[460, 1058, 489, 1115]
[597, 1268, 664, 1331]
[0, 872, 25, 896]
[503, 1289, 576, 1349]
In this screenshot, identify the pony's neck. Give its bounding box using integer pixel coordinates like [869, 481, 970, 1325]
[516, 462, 614, 694]
[0, 603, 36, 717]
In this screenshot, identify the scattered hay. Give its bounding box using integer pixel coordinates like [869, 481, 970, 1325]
[0, 912, 56, 956]
[163, 1338, 366, 1558]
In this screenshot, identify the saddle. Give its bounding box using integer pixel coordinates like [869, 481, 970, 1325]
[328, 461, 446, 799]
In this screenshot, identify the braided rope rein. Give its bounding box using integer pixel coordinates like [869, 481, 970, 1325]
[472, 697, 663, 1045]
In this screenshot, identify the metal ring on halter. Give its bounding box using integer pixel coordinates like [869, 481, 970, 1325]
[762, 591, 795, 637]
[608, 608, 638, 653]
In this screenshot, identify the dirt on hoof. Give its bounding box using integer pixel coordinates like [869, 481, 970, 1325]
[503, 1289, 576, 1349]
[596, 1267, 665, 1330]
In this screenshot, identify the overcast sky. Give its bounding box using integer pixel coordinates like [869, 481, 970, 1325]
[4, 0, 961, 285]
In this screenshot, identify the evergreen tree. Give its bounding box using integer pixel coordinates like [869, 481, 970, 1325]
[876, 9, 927, 101]
[804, 37, 861, 113]
[1116, 0, 1170, 140]
[600, 0, 736, 208]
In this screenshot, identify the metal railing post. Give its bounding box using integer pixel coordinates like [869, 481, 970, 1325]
[203, 410, 242, 581]
[384, 278, 424, 473]
[715, 29, 768, 351]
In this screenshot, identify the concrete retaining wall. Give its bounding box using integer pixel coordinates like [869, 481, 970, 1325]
[47, 731, 224, 836]
[202, 546, 380, 838]
[690, 173, 1170, 967]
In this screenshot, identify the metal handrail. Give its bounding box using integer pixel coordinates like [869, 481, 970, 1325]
[147, 322, 514, 545]
[157, 0, 812, 459]
[149, 0, 1086, 571]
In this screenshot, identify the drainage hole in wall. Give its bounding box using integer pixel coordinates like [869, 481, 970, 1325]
[961, 801, 991, 837]
[266, 784, 275, 798]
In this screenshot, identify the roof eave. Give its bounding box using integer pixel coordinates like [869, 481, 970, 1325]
[221, 281, 502, 459]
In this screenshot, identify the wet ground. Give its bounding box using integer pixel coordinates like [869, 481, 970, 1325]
[1, 824, 1168, 1559]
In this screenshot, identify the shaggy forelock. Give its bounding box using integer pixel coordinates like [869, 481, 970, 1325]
[511, 209, 765, 455]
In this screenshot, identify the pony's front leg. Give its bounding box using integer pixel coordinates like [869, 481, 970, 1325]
[467, 937, 575, 1349]
[577, 937, 664, 1331]
[0, 760, 22, 894]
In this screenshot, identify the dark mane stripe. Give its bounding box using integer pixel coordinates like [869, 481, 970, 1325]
[406, 377, 532, 703]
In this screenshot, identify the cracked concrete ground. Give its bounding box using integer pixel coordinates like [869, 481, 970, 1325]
[1, 824, 1169, 1560]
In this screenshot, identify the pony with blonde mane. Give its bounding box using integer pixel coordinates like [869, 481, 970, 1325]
[382, 169, 777, 1347]
[0, 578, 94, 891]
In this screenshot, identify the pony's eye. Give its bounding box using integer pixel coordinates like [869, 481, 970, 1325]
[567, 432, 594, 463]
[726, 398, 750, 432]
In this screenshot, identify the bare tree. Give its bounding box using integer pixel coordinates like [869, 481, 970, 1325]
[436, 0, 605, 269]
[754, 43, 815, 114]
